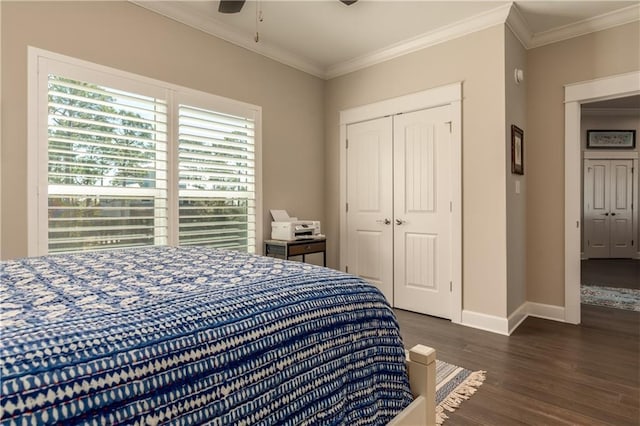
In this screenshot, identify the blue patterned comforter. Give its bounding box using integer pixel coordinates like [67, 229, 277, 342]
[1, 247, 412, 425]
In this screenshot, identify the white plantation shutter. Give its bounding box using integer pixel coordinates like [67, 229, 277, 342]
[178, 105, 256, 252]
[47, 75, 168, 254]
[31, 49, 261, 256]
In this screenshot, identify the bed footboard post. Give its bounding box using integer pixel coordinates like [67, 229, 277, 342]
[388, 344, 437, 426]
[407, 344, 437, 425]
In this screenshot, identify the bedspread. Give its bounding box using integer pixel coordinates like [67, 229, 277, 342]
[1, 247, 412, 425]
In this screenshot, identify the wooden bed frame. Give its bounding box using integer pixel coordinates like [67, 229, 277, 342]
[389, 344, 437, 426]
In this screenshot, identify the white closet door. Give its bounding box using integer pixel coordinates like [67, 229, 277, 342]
[609, 159, 634, 258]
[584, 159, 611, 258]
[584, 159, 635, 259]
[393, 105, 452, 319]
[346, 117, 394, 303]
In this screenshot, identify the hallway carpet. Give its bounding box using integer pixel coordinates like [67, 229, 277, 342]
[581, 285, 640, 312]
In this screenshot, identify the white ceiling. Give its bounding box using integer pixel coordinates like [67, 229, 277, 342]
[583, 94, 640, 109]
[132, 1, 640, 78]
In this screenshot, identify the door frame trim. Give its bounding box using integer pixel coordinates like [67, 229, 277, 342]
[564, 71, 640, 324]
[339, 82, 463, 324]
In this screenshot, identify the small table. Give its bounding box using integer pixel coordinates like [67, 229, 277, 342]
[265, 238, 326, 266]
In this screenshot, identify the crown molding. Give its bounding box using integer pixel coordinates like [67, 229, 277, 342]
[325, 3, 512, 79]
[129, 1, 326, 78]
[505, 3, 532, 48]
[131, 1, 639, 80]
[529, 3, 640, 49]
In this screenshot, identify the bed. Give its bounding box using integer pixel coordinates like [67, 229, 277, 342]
[1, 246, 435, 425]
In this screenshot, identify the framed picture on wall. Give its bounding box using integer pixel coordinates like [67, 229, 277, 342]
[511, 125, 524, 175]
[587, 130, 636, 149]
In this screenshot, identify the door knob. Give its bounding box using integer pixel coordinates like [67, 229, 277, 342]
[376, 218, 391, 225]
[395, 218, 405, 225]
[603, 213, 609, 216]
[611, 212, 616, 216]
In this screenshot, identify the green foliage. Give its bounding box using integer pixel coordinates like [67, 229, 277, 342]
[48, 75, 157, 187]
[178, 197, 249, 249]
[46, 75, 253, 253]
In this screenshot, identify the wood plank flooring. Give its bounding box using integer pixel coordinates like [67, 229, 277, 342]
[581, 259, 640, 289]
[395, 305, 640, 425]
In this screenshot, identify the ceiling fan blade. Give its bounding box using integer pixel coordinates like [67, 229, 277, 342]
[218, 0, 246, 14]
[339, 0, 358, 5]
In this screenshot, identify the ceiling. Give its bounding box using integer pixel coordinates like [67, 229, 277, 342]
[583, 94, 640, 109]
[131, 1, 640, 79]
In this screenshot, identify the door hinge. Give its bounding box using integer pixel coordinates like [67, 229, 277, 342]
[346, 139, 349, 149]
[449, 281, 453, 292]
[346, 202, 349, 212]
[345, 265, 349, 273]
[445, 121, 452, 133]
[450, 201, 452, 212]
[632, 240, 635, 247]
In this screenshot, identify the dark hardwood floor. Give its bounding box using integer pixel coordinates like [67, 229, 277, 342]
[581, 259, 640, 289]
[395, 305, 640, 425]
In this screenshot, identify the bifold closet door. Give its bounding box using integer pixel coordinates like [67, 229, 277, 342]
[346, 117, 394, 303]
[393, 105, 452, 319]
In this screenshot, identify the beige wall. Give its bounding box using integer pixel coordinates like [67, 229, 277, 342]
[325, 25, 508, 317]
[505, 27, 527, 315]
[580, 113, 640, 255]
[0, 1, 325, 260]
[4, 1, 637, 318]
[527, 21, 640, 305]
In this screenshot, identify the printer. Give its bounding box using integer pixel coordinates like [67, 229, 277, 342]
[271, 221, 321, 240]
[270, 210, 322, 241]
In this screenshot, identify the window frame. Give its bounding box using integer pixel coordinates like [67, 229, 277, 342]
[27, 47, 262, 256]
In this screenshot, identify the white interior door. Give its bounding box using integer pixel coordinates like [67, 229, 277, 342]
[584, 159, 611, 258]
[393, 105, 452, 318]
[584, 159, 635, 258]
[609, 159, 634, 258]
[346, 117, 394, 303]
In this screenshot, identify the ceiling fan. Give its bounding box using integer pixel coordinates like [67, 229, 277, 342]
[218, 0, 358, 14]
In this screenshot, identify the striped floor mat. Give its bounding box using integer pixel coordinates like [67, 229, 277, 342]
[435, 360, 486, 424]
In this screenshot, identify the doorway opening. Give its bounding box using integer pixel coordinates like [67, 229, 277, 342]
[580, 96, 640, 301]
[564, 71, 640, 324]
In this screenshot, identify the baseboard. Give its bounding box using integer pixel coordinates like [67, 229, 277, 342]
[463, 302, 567, 336]
[527, 302, 566, 322]
[461, 310, 510, 336]
[506, 301, 567, 334]
[507, 302, 529, 335]
[584, 253, 639, 259]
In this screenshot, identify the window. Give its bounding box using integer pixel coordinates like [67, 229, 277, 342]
[178, 105, 256, 250]
[29, 48, 261, 256]
[47, 75, 169, 253]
